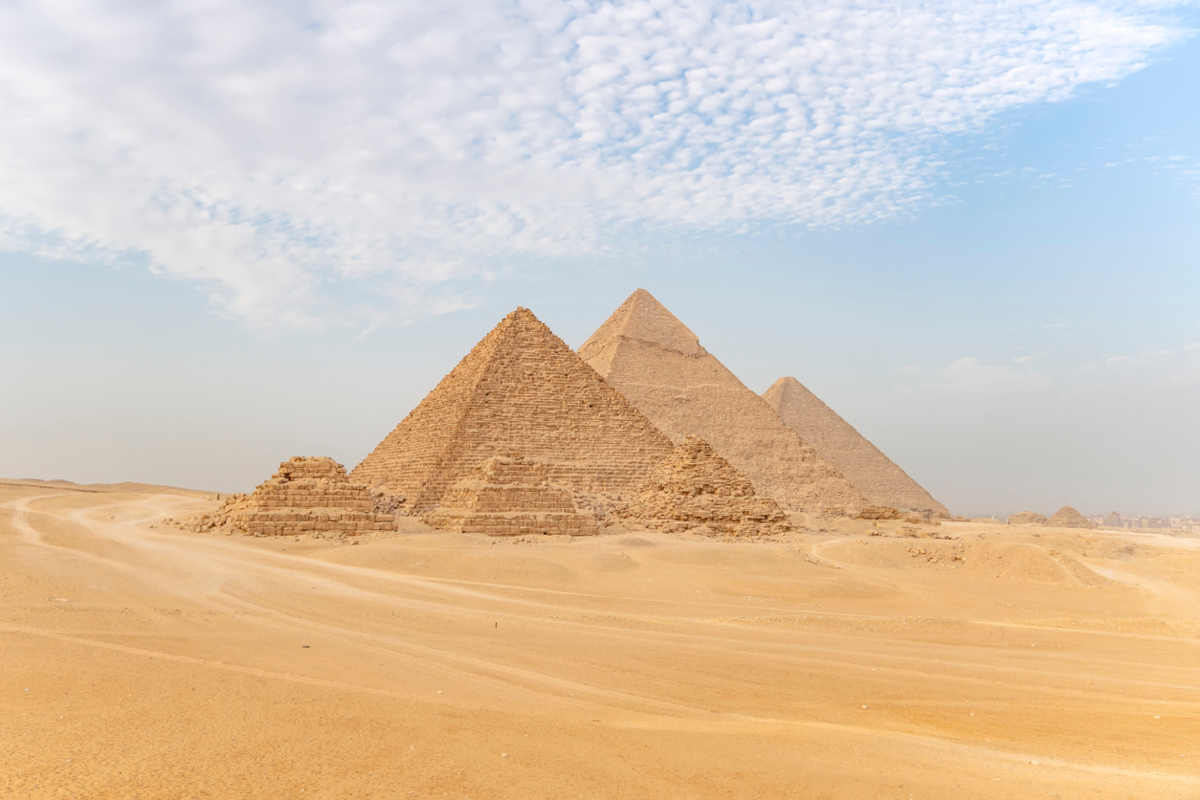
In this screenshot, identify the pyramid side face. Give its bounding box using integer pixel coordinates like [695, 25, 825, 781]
[581, 297, 866, 513]
[356, 307, 675, 511]
[350, 313, 514, 503]
[578, 288, 703, 374]
[763, 377, 948, 516]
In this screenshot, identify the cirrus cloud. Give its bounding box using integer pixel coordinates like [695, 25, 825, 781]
[0, 0, 1193, 326]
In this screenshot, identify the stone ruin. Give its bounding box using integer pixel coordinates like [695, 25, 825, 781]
[1046, 506, 1094, 529]
[619, 436, 792, 536]
[192, 457, 398, 537]
[422, 454, 598, 536]
[1007, 510, 1048, 525]
[857, 506, 904, 520]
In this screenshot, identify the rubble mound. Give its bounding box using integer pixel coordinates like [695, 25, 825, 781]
[857, 506, 903, 520]
[579, 289, 866, 515]
[1046, 506, 1094, 529]
[423, 454, 598, 536]
[193, 457, 398, 536]
[352, 307, 674, 515]
[619, 436, 791, 536]
[1007, 511, 1047, 525]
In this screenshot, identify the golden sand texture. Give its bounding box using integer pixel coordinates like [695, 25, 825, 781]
[4, 480, 1199, 799]
[422, 454, 598, 536]
[764, 376, 948, 516]
[190, 456, 396, 536]
[352, 307, 674, 514]
[619, 436, 790, 535]
[579, 289, 866, 514]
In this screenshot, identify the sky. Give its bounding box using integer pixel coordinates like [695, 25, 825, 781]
[1, 0, 1198, 516]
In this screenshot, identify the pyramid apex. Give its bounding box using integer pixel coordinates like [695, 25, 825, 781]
[579, 288, 703, 359]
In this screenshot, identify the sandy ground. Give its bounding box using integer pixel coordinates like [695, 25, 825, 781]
[2, 480, 1198, 799]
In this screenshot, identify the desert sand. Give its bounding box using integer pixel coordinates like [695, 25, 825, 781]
[3, 478, 1198, 799]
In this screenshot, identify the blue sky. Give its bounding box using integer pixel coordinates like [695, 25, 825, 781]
[1, 0, 1197, 515]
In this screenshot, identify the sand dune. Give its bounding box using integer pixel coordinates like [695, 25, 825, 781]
[2, 481, 1199, 798]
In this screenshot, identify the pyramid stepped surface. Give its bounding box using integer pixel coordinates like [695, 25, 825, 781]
[763, 377, 948, 516]
[424, 454, 598, 536]
[220, 457, 395, 536]
[620, 436, 791, 536]
[1047, 506, 1094, 528]
[352, 307, 675, 513]
[578, 289, 866, 514]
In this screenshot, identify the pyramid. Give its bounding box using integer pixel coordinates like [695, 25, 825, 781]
[352, 307, 675, 514]
[423, 454, 598, 536]
[763, 377, 948, 516]
[578, 289, 866, 514]
[1008, 510, 1047, 525]
[620, 436, 791, 535]
[1046, 506, 1094, 528]
[193, 457, 397, 536]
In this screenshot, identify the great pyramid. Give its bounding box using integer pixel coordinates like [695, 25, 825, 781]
[423, 454, 598, 536]
[352, 307, 675, 514]
[579, 289, 866, 514]
[191, 457, 397, 536]
[620, 436, 791, 536]
[763, 377, 948, 516]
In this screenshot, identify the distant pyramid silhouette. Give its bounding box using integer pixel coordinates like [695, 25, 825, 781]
[352, 307, 674, 513]
[763, 377, 947, 516]
[579, 289, 866, 513]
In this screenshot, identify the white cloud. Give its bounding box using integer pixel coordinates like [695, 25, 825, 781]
[0, 0, 1192, 326]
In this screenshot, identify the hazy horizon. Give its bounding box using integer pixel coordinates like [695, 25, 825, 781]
[2, 1, 1198, 516]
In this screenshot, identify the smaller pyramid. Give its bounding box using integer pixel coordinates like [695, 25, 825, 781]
[619, 436, 791, 536]
[1046, 506, 1094, 528]
[1007, 511, 1047, 525]
[195, 457, 397, 536]
[423, 454, 598, 536]
[763, 377, 947, 516]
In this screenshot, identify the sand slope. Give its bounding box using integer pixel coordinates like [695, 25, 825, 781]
[2, 480, 1199, 799]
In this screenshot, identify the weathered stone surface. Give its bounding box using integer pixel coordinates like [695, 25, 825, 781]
[352, 307, 674, 515]
[619, 436, 791, 536]
[1046, 506, 1094, 528]
[423, 454, 598, 536]
[857, 506, 904, 520]
[579, 289, 865, 514]
[192, 457, 397, 536]
[1008, 510, 1048, 525]
[764, 377, 948, 517]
